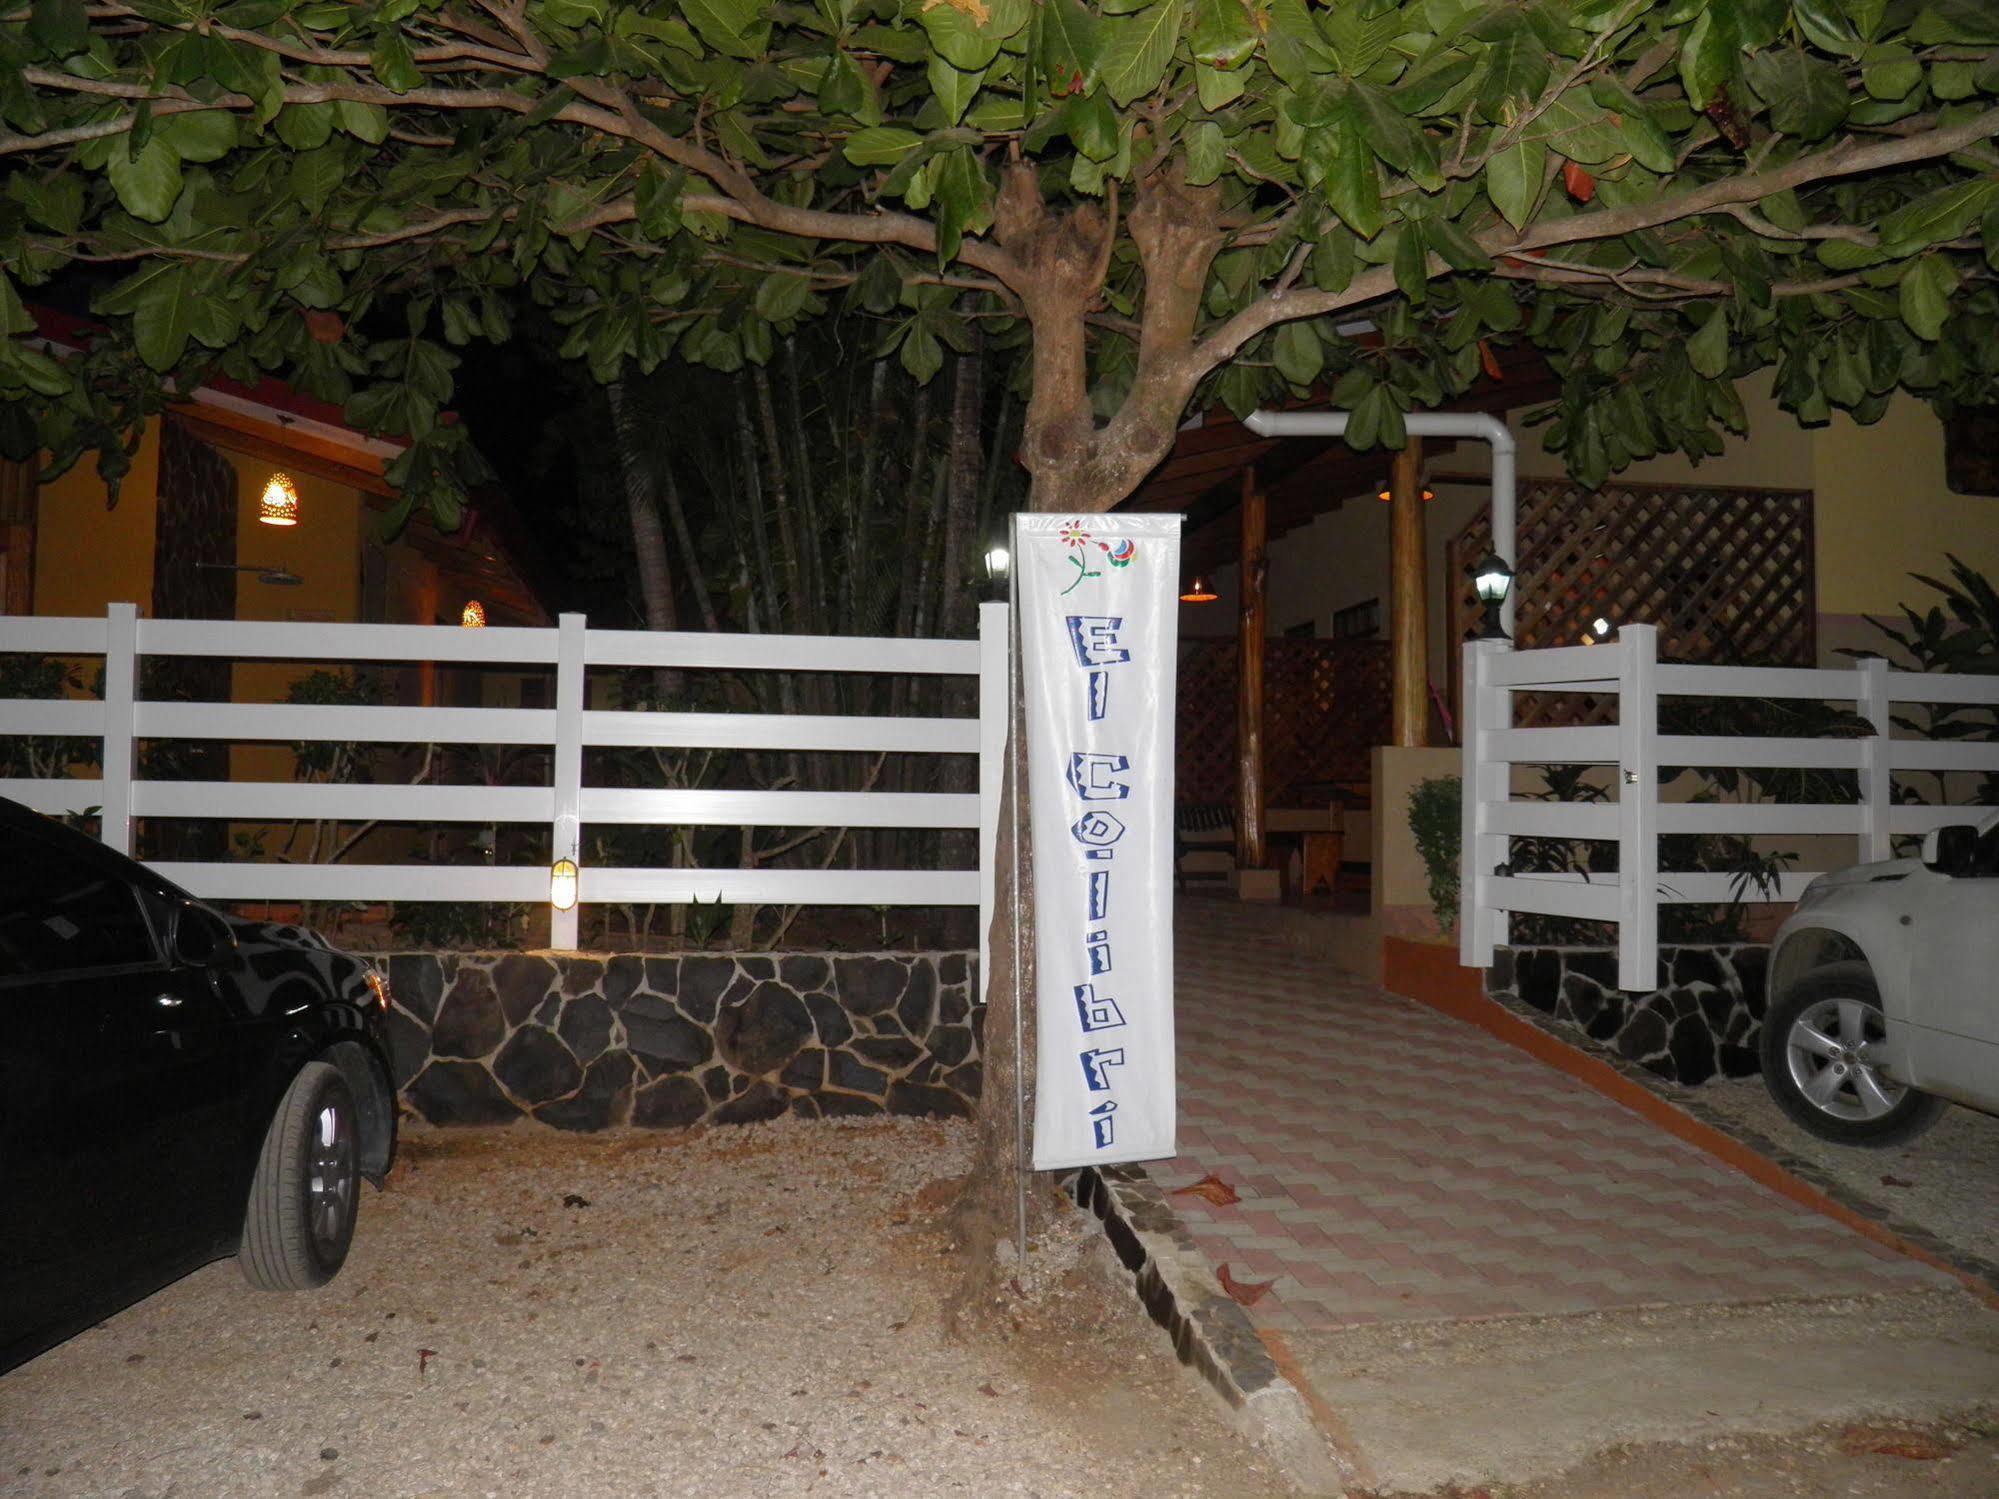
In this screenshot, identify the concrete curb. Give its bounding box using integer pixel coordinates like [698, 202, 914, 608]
[1070, 1165, 1354, 1497]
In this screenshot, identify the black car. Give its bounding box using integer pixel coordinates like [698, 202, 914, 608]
[0, 796, 397, 1372]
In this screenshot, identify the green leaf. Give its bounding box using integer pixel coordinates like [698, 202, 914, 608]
[1910, 0, 1999, 45]
[106, 137, 183, 223]
[370, 28, 422, 92]
[843, 125, 924, 165]
[1195, 60, 1247, 110]
[129, 263, 200, 369]
[155, 110, 238, 163]
[1426, 217, 1491, 272]
[1484, 138, 1545, 231]
[1101, 0, 1185, 107]
[27, 0, 90, 56]
[927, 53, 985, 126]
[754, 272, 813, 322]
[1794, 0, 1863, 54]
[1476, 24, 1550, 123]
[1930, 60, 1978, 101]
[919, 0, 1004, 70]
[1350, 82, 1419, 174]
[1984, 197, 1999, 272]
[1312, 226, 1355, 292]
[288, 144, 346, 215]
[1686, 304, 1731, 377]
[1535, 94, 1627, 164]
[334, 98, 390, 143]
[932, 146, 992, 263]
[1588, 79, 1675, 171]
[899, 318, 943, 382]
[1678, 5, 1738, 112]
[1392, 225, 1429, 303]
[1188, 0, 1254, 70]
[680, 0, 764, 59]
[1184, 118, 1226, 185]
[1877, 178, 1999, 259]
[1743, 49, 1847, 142]
[274, 102, 335, 150]
[1272, 321, 1322, 385]
[0, 271, 34, 338]
[1041, 0, 1103, 92]
[635, 160, 686, 238]
[1308, 96, 1383, 239]
[1064, 89, 1119, 159]
[1860, 45, 1922, 101]
[1898, 254, 1957, 340]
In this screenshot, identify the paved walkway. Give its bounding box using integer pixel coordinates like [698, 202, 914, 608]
[1154, 905, 1955, 1333]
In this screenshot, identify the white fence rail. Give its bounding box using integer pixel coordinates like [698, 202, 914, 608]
[1461, 624, 1999, 991]
[1, 603, 1008, 954]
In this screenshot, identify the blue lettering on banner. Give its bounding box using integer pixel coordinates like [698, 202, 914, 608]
[1071, 809, 1125, 856]
[1089, 1100, 1117, 1149]
[1086, 927, 1112, 975]
[1066, 616, 1130, 722]
[1087, 870, 1109, 922]
[1080, 1046, 1126, 1091]
[1074, 982, 1127, 1033]
[1067, 752, 1132, 800]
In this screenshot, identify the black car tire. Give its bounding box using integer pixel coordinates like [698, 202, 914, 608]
[239, 1061, 360, 1291]
[1760, 963, 1947, 1148]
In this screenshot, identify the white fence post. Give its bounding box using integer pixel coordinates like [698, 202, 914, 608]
[1615, 624, 1659, 992]
[1459, 636, 1512, 970]
[550, 612, 586, 951]
[976, 601, 1008, 1009]
[1856, 654, 1893, 864]
[99, 602, 139, 856]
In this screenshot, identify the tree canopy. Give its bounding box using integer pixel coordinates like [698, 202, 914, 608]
[4, 0, 1998, 517]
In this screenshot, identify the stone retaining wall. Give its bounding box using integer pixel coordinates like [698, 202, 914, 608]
[1485, 944, 1770, 1085]
[380, 951, 981, 1129]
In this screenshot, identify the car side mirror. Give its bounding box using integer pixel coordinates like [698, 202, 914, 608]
[173, 904, 235, 967]
[1924, 823, 1978, 876]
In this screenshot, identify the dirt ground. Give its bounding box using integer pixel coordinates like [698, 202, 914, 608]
[0, 1118, 1294, 1499]
[1375, 1412, 1999, 1499]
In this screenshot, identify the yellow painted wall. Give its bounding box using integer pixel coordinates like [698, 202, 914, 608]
[34, 423, 162, 617]
[1810, 394, 1999, 619]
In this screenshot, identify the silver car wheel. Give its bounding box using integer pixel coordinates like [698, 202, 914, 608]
[1784, 995, 1904, 1122]
[307, 1101, 356, 1256]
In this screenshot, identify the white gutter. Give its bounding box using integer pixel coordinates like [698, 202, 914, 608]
[1243, 409, 1519, 634]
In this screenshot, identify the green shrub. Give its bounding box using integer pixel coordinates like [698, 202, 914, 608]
[1407, 776, 1462, 934]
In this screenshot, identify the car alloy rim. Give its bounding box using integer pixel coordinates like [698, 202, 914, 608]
[308, 1101, 356, 1252]
[1784, 996, 1906, 1122]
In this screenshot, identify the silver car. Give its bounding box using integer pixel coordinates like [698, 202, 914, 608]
[1764, 815, 1999, 1145]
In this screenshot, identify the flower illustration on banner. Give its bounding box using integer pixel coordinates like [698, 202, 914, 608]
[1056, 524, 1140, 594]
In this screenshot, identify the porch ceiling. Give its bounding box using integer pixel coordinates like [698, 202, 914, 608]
[1119, 346, 1562, 574]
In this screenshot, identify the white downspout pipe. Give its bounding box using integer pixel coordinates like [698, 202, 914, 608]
[1243, 409, 1519, 635]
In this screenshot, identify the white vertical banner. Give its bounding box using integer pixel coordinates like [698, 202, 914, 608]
[1017, 512, 1181, 1171]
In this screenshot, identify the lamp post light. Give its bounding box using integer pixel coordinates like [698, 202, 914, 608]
[1471, 551, 1514, 640]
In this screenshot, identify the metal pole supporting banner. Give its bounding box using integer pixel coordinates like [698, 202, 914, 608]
[1008, 517, 1027, 1264]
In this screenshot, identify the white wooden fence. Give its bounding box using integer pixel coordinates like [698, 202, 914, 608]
[0, 602, 1008, 954]
[1460, 623, 1999, 991]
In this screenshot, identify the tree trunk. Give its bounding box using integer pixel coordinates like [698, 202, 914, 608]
[607, 382, 683, 701]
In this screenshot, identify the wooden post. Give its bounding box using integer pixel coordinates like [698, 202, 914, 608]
[1389, 437, 1428, 748]
[1237, 467, 1267, 871]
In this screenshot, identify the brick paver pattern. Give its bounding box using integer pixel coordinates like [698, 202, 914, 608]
[1153, 908, 1953, 1331]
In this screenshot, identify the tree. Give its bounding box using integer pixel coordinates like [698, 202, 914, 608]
[7, 0, 1999, 1288]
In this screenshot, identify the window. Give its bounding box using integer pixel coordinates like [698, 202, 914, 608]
[1332, 599, 1381, 640]
[0, 835, 159, 977]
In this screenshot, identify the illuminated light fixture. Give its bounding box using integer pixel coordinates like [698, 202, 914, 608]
[1179, 575, 1219, 604]
[549, 857, 579, 912]
[984, 543, 1010, 579]
[1377, 484, 1436, 504]
[1583, 615, 1615, 645]
[461, 599, 487, 628]
[258, 472, 300, 527]
[1470, 551, 1513, 640]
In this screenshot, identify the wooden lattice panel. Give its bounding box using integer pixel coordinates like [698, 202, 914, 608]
[1446, 479, 1815, 726]
[1177, 638, 1391, 805]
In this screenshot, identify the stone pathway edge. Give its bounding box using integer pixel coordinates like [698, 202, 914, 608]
[1068, 1165, 1358, 1497]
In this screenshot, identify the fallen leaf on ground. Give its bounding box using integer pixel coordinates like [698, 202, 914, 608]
[1836, 1425, 1957, 1460]
[1171, 1174, 1240, 1207]
[978, 1382, 1000, 1397]
[562, 1193, 591, 1209]
[417, 1348, 437, 1376]
[1879, 1174, 1913, 1188]
[1217, 1263, 1275, 1306]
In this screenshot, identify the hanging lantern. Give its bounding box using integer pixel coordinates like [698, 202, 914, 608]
[1179, 575, 1219, 604]
[258, 472, 300, 527]
[461, 600, 487, 628]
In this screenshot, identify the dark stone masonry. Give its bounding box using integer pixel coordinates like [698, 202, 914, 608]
[382, 950, 982, 1129]
[1485, 943, 1770, 1086]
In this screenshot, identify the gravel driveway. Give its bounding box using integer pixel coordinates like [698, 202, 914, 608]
[1, 1117, 1295, 1499]
[1693, 1076, 1999, 1273]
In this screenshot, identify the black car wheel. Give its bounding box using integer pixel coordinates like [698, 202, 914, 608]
[240, 1061, 360, 1290]
[1760, 963, 1946, 1147]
